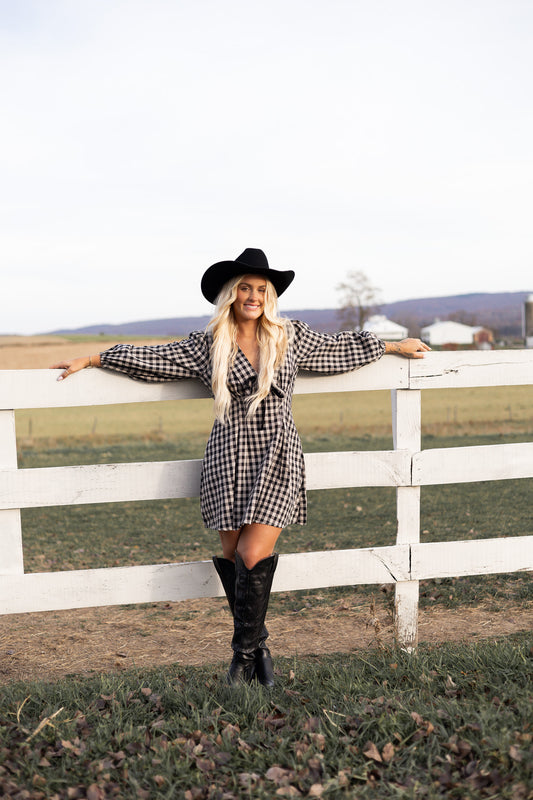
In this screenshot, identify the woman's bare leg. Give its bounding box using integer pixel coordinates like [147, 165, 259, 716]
[235, 523, 282, 569]
[219, 524, 282, 567]
[218, 529, 241, 561]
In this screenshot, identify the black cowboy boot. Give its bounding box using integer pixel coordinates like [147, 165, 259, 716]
[227, 552, 278, 686]
[212, 555, 277, 687]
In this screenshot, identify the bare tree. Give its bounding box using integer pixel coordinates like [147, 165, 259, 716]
[336, 270, 382, 330]
[395, 314, 420, 338]
[447, 310, 478, 327]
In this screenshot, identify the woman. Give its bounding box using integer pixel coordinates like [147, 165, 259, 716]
[53, 248, 429, 686]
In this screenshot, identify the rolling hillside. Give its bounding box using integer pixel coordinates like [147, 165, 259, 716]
[48, 291, 528, 339]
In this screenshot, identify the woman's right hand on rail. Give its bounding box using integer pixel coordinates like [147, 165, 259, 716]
[50, 355, 100, 381]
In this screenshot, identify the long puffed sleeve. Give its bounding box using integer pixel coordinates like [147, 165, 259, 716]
[99, 330, 212, 384]
[292, 319, 385, 373]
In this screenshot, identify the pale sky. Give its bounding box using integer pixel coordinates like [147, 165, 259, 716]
[1, 0, 532, 334]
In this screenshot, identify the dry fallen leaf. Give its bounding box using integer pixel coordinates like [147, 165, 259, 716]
[238, 772, 260, 788]
[382, 742, 395, 762]
[265, 765, 293, 784]
[363, 741, 382, 762]
[509, 744, 523, 762]
[86, 785, 105, 800]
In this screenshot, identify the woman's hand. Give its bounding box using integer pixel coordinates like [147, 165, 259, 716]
[50, 354, 100, 381]
[384, 339, 431, 359]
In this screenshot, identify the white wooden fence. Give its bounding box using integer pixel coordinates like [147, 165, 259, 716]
[1, 351, 532, 649]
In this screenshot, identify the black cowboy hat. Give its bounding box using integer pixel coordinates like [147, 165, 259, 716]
[201, 248, 295, 304]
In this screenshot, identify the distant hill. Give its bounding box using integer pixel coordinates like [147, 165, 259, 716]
[382, 292, 528, 338]
[49, 291, 529, 339]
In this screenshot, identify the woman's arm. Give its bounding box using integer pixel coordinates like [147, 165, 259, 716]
[51, 354, 102, 381]
[51, 332, 210, 383]
[293, 320, 386, 373]
[384, 339, 431, 359]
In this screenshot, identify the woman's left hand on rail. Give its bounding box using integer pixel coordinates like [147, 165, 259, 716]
[384, 339, 431, 358]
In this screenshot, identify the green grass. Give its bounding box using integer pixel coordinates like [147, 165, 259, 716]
[1, 637, 531, 799]
[18, 434, 533, 613]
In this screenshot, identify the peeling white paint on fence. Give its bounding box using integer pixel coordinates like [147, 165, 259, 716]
[0, 351, 532, 649]
[408, 350, 533, 389]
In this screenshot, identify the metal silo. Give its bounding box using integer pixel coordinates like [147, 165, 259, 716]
[525, 294, 533, 348]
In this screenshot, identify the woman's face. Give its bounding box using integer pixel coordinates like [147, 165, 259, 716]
[232, 275, 267, 324]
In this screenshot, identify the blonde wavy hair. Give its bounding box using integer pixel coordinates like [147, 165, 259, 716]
[207, 275, 293, 423]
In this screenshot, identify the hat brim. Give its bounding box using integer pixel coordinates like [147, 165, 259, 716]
[201, 261, 295, 304]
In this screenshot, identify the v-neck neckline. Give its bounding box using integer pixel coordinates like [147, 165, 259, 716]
[237, 345, 258, 374]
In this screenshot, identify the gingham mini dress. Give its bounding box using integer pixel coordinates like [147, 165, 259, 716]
[100, 320, 385, 531]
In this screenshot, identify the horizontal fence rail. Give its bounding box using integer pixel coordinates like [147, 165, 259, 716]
[1, 351, 532, 650]
[413, 442, 533, 485]
[0, 535, 529, 617]
[0, 451, 412, 510]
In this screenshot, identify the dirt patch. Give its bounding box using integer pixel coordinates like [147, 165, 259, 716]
[1, 596, 531, 685]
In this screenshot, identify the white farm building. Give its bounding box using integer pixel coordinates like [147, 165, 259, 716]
[421, 320, 475, 346]
[363, 315, 408, 340]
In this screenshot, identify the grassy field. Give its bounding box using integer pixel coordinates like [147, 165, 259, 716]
[11, 343, 533, 611]
[18, 433, 533, 615]
[12, 336, 531, 610]
[1, 637, 531, 799]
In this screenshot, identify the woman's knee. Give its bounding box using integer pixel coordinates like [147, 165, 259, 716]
[226, 523, 282, 569]
[218, 530, 240, 561]
[236, 534, 279, 569]
[236, 543, 267, 570]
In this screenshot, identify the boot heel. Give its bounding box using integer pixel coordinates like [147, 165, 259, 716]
[227, 652, 256, 685]
[255, 643, 275, 687]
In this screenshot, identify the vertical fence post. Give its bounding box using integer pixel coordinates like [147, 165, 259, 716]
[391, 388, 421, 649]
[0, 410, 24, 576]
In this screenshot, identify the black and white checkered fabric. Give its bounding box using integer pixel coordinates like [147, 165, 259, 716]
[100, 320, 385, 530]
